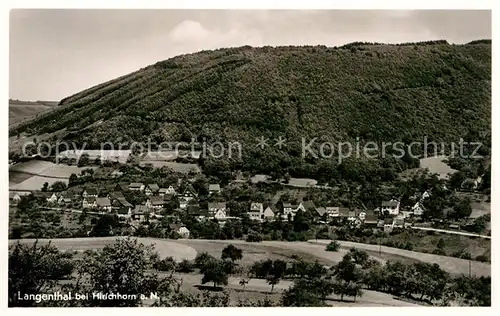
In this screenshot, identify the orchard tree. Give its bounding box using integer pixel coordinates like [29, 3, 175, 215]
[331, 253, 364, 301]
[74, 237, 164, 307]
[221, 244, 243, 262]
[9, 241, 74, 307]
[200, 259, 229, 289]
[194, 252, 216, 269]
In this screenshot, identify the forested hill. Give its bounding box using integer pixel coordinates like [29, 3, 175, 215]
[12, 40, 491, 178]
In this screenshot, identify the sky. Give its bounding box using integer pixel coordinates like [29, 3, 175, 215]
[9, 10, 491, 101]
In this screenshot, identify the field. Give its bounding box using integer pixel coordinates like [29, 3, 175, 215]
[9, 175, 69, 191]
[419, 156, 458, 179]
[179, 239, 490, 277]
[9, 237, 197, 262]
[57, 150, 131, 163]
[9, 237, 423, 306]
[10, 237, 490, 278]
[9, 100, 58, 126]
[9, 160, 96, 191]
[139, 161, 201, 174]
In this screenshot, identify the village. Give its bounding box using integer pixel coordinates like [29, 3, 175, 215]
[9, 164, 488, 242]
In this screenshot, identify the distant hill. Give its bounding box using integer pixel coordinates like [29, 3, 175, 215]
[9, 99, 59, 127]
[9, 40, 491, 179]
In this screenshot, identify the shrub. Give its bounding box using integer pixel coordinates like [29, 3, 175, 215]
[437, 238, 445, 249]
[475, 255, 489, 262]
[153, 256, 176, 272]
[452, 250, 472, 260]
[176, 259, 195, 273]
[325, 241, 340, 252]
[246, 231, 263, 242]
[403, 242, 414, 251]
[432, 248, 446, 255]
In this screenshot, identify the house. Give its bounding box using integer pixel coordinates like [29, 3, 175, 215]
[10, 192, 22, 205]
[421, 190, 431, 200]
[129, 182, 145, 191]
[357, 211, 367, 221]
[163, 194, 174, 202]
[302, 200, 316, 212]
[111, 170, 123, 178]
[116, 207, 132, 220]
[380, 199, 400, 216]
[347, 210, 359, 222]
[410, 201, 425, 217]
[179, 185, 198, 209]
[71, 195, 81, 208]
[315, 207, 327, 218]
[187, 204, 209, 221]
[112, 197, 133, 213]
[169, 224, 190, 238]
[146, 196, 165, 211]
[383, 218, 394, 233]
[145, 183, 160, 196]
[214, 209, 228, 221]
[338, 207, 351, 219]
[132, 205, 150, 222]
[72, 187, 84, 195]
[47, 193, 59, 204]
[263, 205, 276, 221]
[82, 188, 98, 198]
[324, 207, 340, 221]
[461, 177, 482, 191]
[109, 191, 125, 200]
[96, 197, 112, 212]
[114, 183, 129, 192]
[159, 186, 177, 196]
[208, 202, 227, 217]
[363, 214, 379, 227]
[248, 202, 264, 221]
[286, 178, 318, 187]
[183, 185, 198, 199]
[58, 193, 73, 207]
[167, 185, 177, 195]
[250, 174, 270, 184]
[177, 226, 190, 238]
[208, 184, 221, 195]
[393, 216, 405, 229]
[315, 206, 340, 222]
[282, 202, 306, 220]
[82, 197, 97, 209]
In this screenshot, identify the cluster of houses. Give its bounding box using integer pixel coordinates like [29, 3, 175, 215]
[10, 175, 435, 235]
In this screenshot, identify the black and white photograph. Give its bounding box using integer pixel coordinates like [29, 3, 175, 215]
[6, 4, 492, 309]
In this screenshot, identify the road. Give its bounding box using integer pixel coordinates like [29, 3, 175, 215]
[308, 239, 490, 277]
[410, 226, 491, 239]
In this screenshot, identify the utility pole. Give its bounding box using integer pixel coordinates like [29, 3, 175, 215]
[469, 259, 472, 278]
[379, 236, 382, 256]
